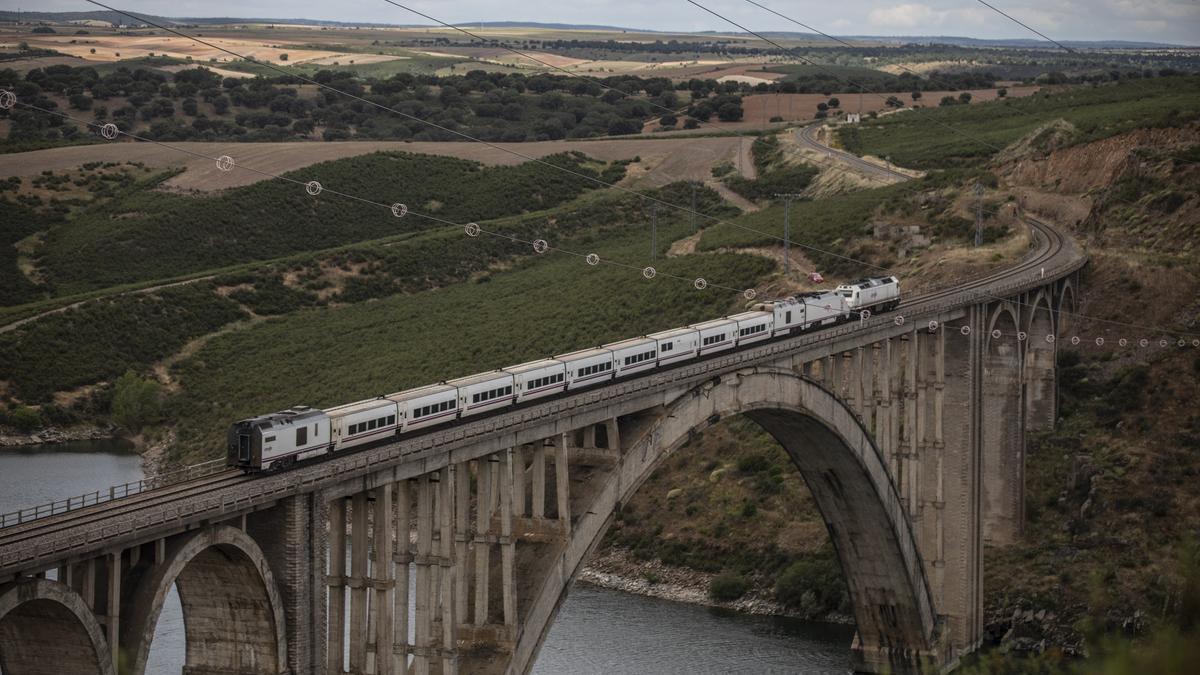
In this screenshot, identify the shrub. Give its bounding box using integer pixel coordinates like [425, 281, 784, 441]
[111, 371, 162, 431]
[737, 453, 771, 473]
[774, 556, 846, 615]
[709, 572, 749, 601]
[7, 406, 43, 432]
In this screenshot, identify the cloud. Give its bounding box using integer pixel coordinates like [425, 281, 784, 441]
[867, 3, 942, 29]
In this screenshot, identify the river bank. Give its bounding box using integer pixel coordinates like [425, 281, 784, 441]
[580, 546, 853, 624]
[0, 423, 117, 448]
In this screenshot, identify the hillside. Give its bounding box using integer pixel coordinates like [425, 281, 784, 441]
[586, 88, 1200, 670]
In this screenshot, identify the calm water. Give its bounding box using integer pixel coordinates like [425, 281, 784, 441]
[1, 440, 853, 673]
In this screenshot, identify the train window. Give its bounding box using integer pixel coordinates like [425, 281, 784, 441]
[663, 342, 673, 352]
[296, 427, 308, 447]
[387, 415, 395, 425]
[786, 311, 792, 323]
[265, 435, 276, 442]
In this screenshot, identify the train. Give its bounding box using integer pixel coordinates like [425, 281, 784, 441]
[227, 276, 900, 471]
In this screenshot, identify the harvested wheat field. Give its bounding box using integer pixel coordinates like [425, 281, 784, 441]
[15, 34, 350, 65]
[0, 137, 754, 192]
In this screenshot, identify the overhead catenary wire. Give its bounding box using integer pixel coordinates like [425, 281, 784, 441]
[79, 0, 888, 275]
[681, 0, 1200, 338]
[17, 4, 1198, 339]
[9, 99, 760, 297]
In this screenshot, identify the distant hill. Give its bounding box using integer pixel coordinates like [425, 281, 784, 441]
[0, 12, 1191, 49]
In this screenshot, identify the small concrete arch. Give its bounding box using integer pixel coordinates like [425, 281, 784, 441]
[1024, 291, 1057, 431]
[986, 302, 1021, 349]
[1057, 279, 1076, 337]
[121, 525, 287, 675]
[0, 578, 115, 675]
[531, 368, 942, 673]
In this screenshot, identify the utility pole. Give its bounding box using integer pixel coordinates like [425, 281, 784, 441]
[974, 183, 985, 247]
[773, 193, 804, 276]
[690, 183, 697, 233]
[650, 205, 658, 261]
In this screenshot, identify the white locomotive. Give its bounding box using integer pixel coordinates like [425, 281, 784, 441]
[227, 276, 900, 471]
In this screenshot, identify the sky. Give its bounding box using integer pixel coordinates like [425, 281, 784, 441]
[17, 0, 1200, 45]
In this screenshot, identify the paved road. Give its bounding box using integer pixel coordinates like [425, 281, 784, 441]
[795, 123, 912, 182]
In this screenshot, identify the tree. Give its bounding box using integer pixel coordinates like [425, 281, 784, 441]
[683, 117, 700, 129]
[997, 87, 1008, 98]
[816, 102, 829, 112]
[939, 95, 958, 107]
[827, 97, 840, 108]
[716, 101, 743, 122]
[958, 91, 973, 104]
[911, 90, 922, 101]
[279, 53, 289, 61]
[111, 371, 161, 432]
[69, 94, 93, 111]
[885, 95, 904, 108]
[659, 114, 677, 127]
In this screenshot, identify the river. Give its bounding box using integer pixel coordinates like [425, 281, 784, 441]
[0, 440, 854, 673]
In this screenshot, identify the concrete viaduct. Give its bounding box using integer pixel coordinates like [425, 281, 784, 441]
[0, 217, 1084, 675]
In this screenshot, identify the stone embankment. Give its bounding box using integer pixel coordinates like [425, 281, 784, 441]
[0, 424, 117, 448]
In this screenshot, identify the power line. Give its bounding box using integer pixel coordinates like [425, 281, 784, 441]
[80, 0, 885, 274]
[8, 99, 756, 297]
[25, 6, 1197, 339]
[971, 0, 1077, 53]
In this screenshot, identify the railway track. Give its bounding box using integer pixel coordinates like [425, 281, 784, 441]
[0, 123, 1082, 571]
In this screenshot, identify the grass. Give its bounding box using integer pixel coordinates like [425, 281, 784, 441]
[38, 151, 609, 296]
[837, 76, 1200, 168]
[697, 183, 904, 275]
[165, 218, 774, 462]
[0, 283, 246, 402]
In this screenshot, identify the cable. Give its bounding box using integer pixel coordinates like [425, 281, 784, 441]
[972, 0, 1077, 53]
[8, 99, 758, 297]
[78, 0, 892, 275]
[25, 7, 1198, 338]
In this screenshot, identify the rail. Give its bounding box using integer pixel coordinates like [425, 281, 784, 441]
[0, 220, 1082, 533]
[0, 458, 225, 529]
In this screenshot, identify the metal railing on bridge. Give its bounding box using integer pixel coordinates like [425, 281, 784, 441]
[0, 458, 225, 529]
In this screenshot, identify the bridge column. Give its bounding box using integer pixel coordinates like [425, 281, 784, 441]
[938, 309, 986, 656]
[500, 450, 518, 628]
[372, 485, 394, 675]
[392, 479, 411, 673]
[983, 305, 1025, 545]
[474, 458, 493, 626]
[414, 475, 434, 675]
[452, 465, 469, 629]
[555, 433, 571, 533]
[104, 550, 120, 675]
[327, 498, 346, 674]
[438, 466, 459, 675]
[349, 493, 368, 673]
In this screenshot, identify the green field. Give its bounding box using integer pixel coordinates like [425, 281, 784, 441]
[38, 151, 611, 295]
[167, 218, 774, 462]
[837, 75, 1200, 168]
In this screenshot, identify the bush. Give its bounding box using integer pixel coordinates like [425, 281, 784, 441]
[111, 371, 162, 431]
[774, 556, 847, 615]
[709, 572, 749, 601]
[7, 406, 43, 432]
[737, 453, 771, 473]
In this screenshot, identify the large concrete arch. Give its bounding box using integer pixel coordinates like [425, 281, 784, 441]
[983, 304, 1024, 544]
[0, 578, 114, 675]
[516, 367, 943, 674]
[1024, 291, 1057, 431]
[120, 525, 287, 675]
